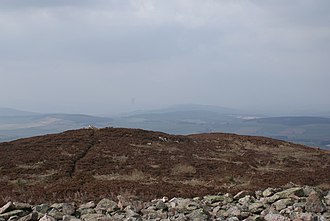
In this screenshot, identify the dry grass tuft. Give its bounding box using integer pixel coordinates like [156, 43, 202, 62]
[171, 164, 196, 175]
[94, 169, 147, 181]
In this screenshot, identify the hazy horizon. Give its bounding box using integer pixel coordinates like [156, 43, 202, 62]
[1, 0, 329, 115]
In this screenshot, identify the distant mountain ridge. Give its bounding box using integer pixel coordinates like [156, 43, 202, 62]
[1, 105, 330, 149]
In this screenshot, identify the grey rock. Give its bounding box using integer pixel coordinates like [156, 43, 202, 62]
[0, 202, 14, 214]
[226, 206, 241, 218]
[255, 191, 263, 200]
[125, 207, 140, 218]
[47, 208, 64, 220]
[63, 215, 81, 221]
[227, 217, 239, 221]
[79, 202, 96, 210]
[242, 215, 263, 221]
[324, 191, 330, 206]
[155, 201, 167, 211]
[239, 195, 254, 206]
[95, 199, 118, 214]
[12, 203, 31, 211]
[234, 191, 252, 200]
[80, 213, 109, 221]
[264, 213, 290, 221]
[39, 215, 57, 221]
[7, 216, 19, 221]
[248, 203, 264, 213]
[78, 208, 95, 216]
[292, 212, 314, 221]
[33, 204, 49, 214]
[17, 212, 38, 221]
[274, 187, 305, 199]
[62, 203, 76, 216]
[0, 210, 25, 220]
[204, 195, 233, 204]
[263, 188, 275, 197]
[186, 209, 210, 221]
[273, 199, 293, 211]
[305, 192, 326, 213]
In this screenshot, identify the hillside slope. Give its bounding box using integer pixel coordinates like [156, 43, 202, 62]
[0, 127, 329, 204]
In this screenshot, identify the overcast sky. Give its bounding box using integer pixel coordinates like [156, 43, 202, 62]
[0, 0, 329, 115]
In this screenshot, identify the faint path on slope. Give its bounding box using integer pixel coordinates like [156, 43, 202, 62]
[68, 129, 97, 177]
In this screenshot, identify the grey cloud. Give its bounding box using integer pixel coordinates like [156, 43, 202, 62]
[0, 0, 329, 114]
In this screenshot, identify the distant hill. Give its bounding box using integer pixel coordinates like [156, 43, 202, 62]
[0, 107, 37, 116]
[0, 127, 329, 204]
[0, 110, 112, 142]
[111, 106, 330, 150]
[249, 116, 330, 126]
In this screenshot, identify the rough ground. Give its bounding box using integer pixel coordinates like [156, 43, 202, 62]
[0, 127, 329, 205]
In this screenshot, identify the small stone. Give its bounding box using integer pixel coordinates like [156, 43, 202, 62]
[305, 192, 326, 213]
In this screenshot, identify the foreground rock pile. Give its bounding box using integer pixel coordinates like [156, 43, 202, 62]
[0, 185, 329, 221]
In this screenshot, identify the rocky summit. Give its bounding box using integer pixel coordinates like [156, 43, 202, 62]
[0, 127, 330, 204]
[0, 185, 329, 221]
